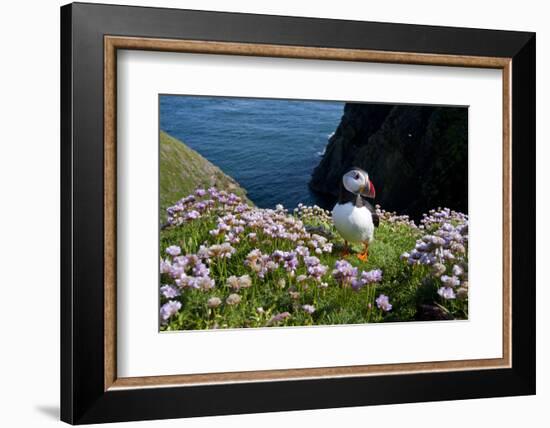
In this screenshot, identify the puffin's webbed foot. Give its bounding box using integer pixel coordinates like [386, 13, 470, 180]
[357, 242, 369, 262]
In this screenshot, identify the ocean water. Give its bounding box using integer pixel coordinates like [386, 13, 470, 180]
[160, 95, 344, 209]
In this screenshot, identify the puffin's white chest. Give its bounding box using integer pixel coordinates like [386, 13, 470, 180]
[332, 202, 375, 244]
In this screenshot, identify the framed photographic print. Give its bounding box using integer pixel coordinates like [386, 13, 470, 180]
[60, 2, 536, 424]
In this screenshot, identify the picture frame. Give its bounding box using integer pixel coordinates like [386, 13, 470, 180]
[60, 2, 535, 424]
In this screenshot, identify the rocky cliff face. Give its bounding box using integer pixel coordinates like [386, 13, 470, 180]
[310, 103, 468, 220]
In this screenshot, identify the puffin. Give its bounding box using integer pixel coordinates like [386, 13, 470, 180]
[331, 168, 379, 261]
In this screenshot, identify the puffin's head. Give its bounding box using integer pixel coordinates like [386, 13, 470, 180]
[342, 168, 376, 199]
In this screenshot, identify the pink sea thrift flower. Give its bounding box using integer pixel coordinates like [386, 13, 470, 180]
[332, 260, 358, 286]
[160, 300, 182, 322]
[207, 297, 222, 308]
[160, 285, 180, 299]
[267, 312, 291, 326]
[225, 293, 242, 306]
[302, 304, 316, 314]
[375, 294, 392, 312]
[438, 287, 456, 300]
[166, 245, 181, 257]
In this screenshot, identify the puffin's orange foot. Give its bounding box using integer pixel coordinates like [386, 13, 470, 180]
[357, 242, 369, 262]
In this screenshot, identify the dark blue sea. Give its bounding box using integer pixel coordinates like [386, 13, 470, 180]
[160, 95, 344, 210]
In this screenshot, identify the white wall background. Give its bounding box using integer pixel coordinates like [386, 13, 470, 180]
[0, 0, 546, 426]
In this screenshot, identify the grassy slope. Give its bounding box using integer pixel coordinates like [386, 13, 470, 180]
[160, 212, 439, 330]
[159, 131, 251, 221]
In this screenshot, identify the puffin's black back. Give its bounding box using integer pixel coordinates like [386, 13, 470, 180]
[337, 182, 380, 227]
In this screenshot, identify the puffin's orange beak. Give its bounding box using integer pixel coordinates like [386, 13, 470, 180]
[362, 179, 376, 199]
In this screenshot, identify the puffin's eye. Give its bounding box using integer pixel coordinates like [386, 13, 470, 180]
[354, 173, 360, 180]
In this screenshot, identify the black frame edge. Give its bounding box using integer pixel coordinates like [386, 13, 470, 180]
[511, 33, 536, 393]
[60, 3, 74, 425]
[71, 1, 533, 57]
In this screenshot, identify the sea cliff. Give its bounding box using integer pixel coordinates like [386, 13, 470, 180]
[309, 103, 468, 219]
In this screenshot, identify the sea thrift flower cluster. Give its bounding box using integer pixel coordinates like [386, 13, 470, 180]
[166, 187, 245, 226]
[332, 260, 383, 292]
[160, 284, 180, 299]
[309, 234, 333, 255]
[419, 207, 468, 230]
[294, 203, 332, 224]
[401, 223, 468, 268]
[166, 189, 335, 256]
[160, 189, 341, 325]
[332, 260, 358, 286]
[304, 256, 328, 282]
[375, 205, 417, 228]
[160, 300, 182, 323]
[352, 269, 383, 291]
[165, 245, 181, 256]
[159, 187, 469, 329]
[207, 243, 236, 259]
[207, 296, 222, 308]
[226, 274, 252, 291]
[160, 246, 216, 292]
[242, 248, 331, 281]
[302, 304, 316, 314]
[225, 293, 242, 306]
[267, 312, 291, 326]
[375, 294, 392, 312]
[437, 286, 456, 300]
[436, 262, 469, 301]
[238, 208, 309, 243]
[401, 207, 469, 303]
[244, 249, 280, 278]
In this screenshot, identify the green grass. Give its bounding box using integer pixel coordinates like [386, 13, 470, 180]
[159, 203, 458, 331]
[159, 131, 251, 222]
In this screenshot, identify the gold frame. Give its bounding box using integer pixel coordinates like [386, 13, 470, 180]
[104, 36, 512, 391]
